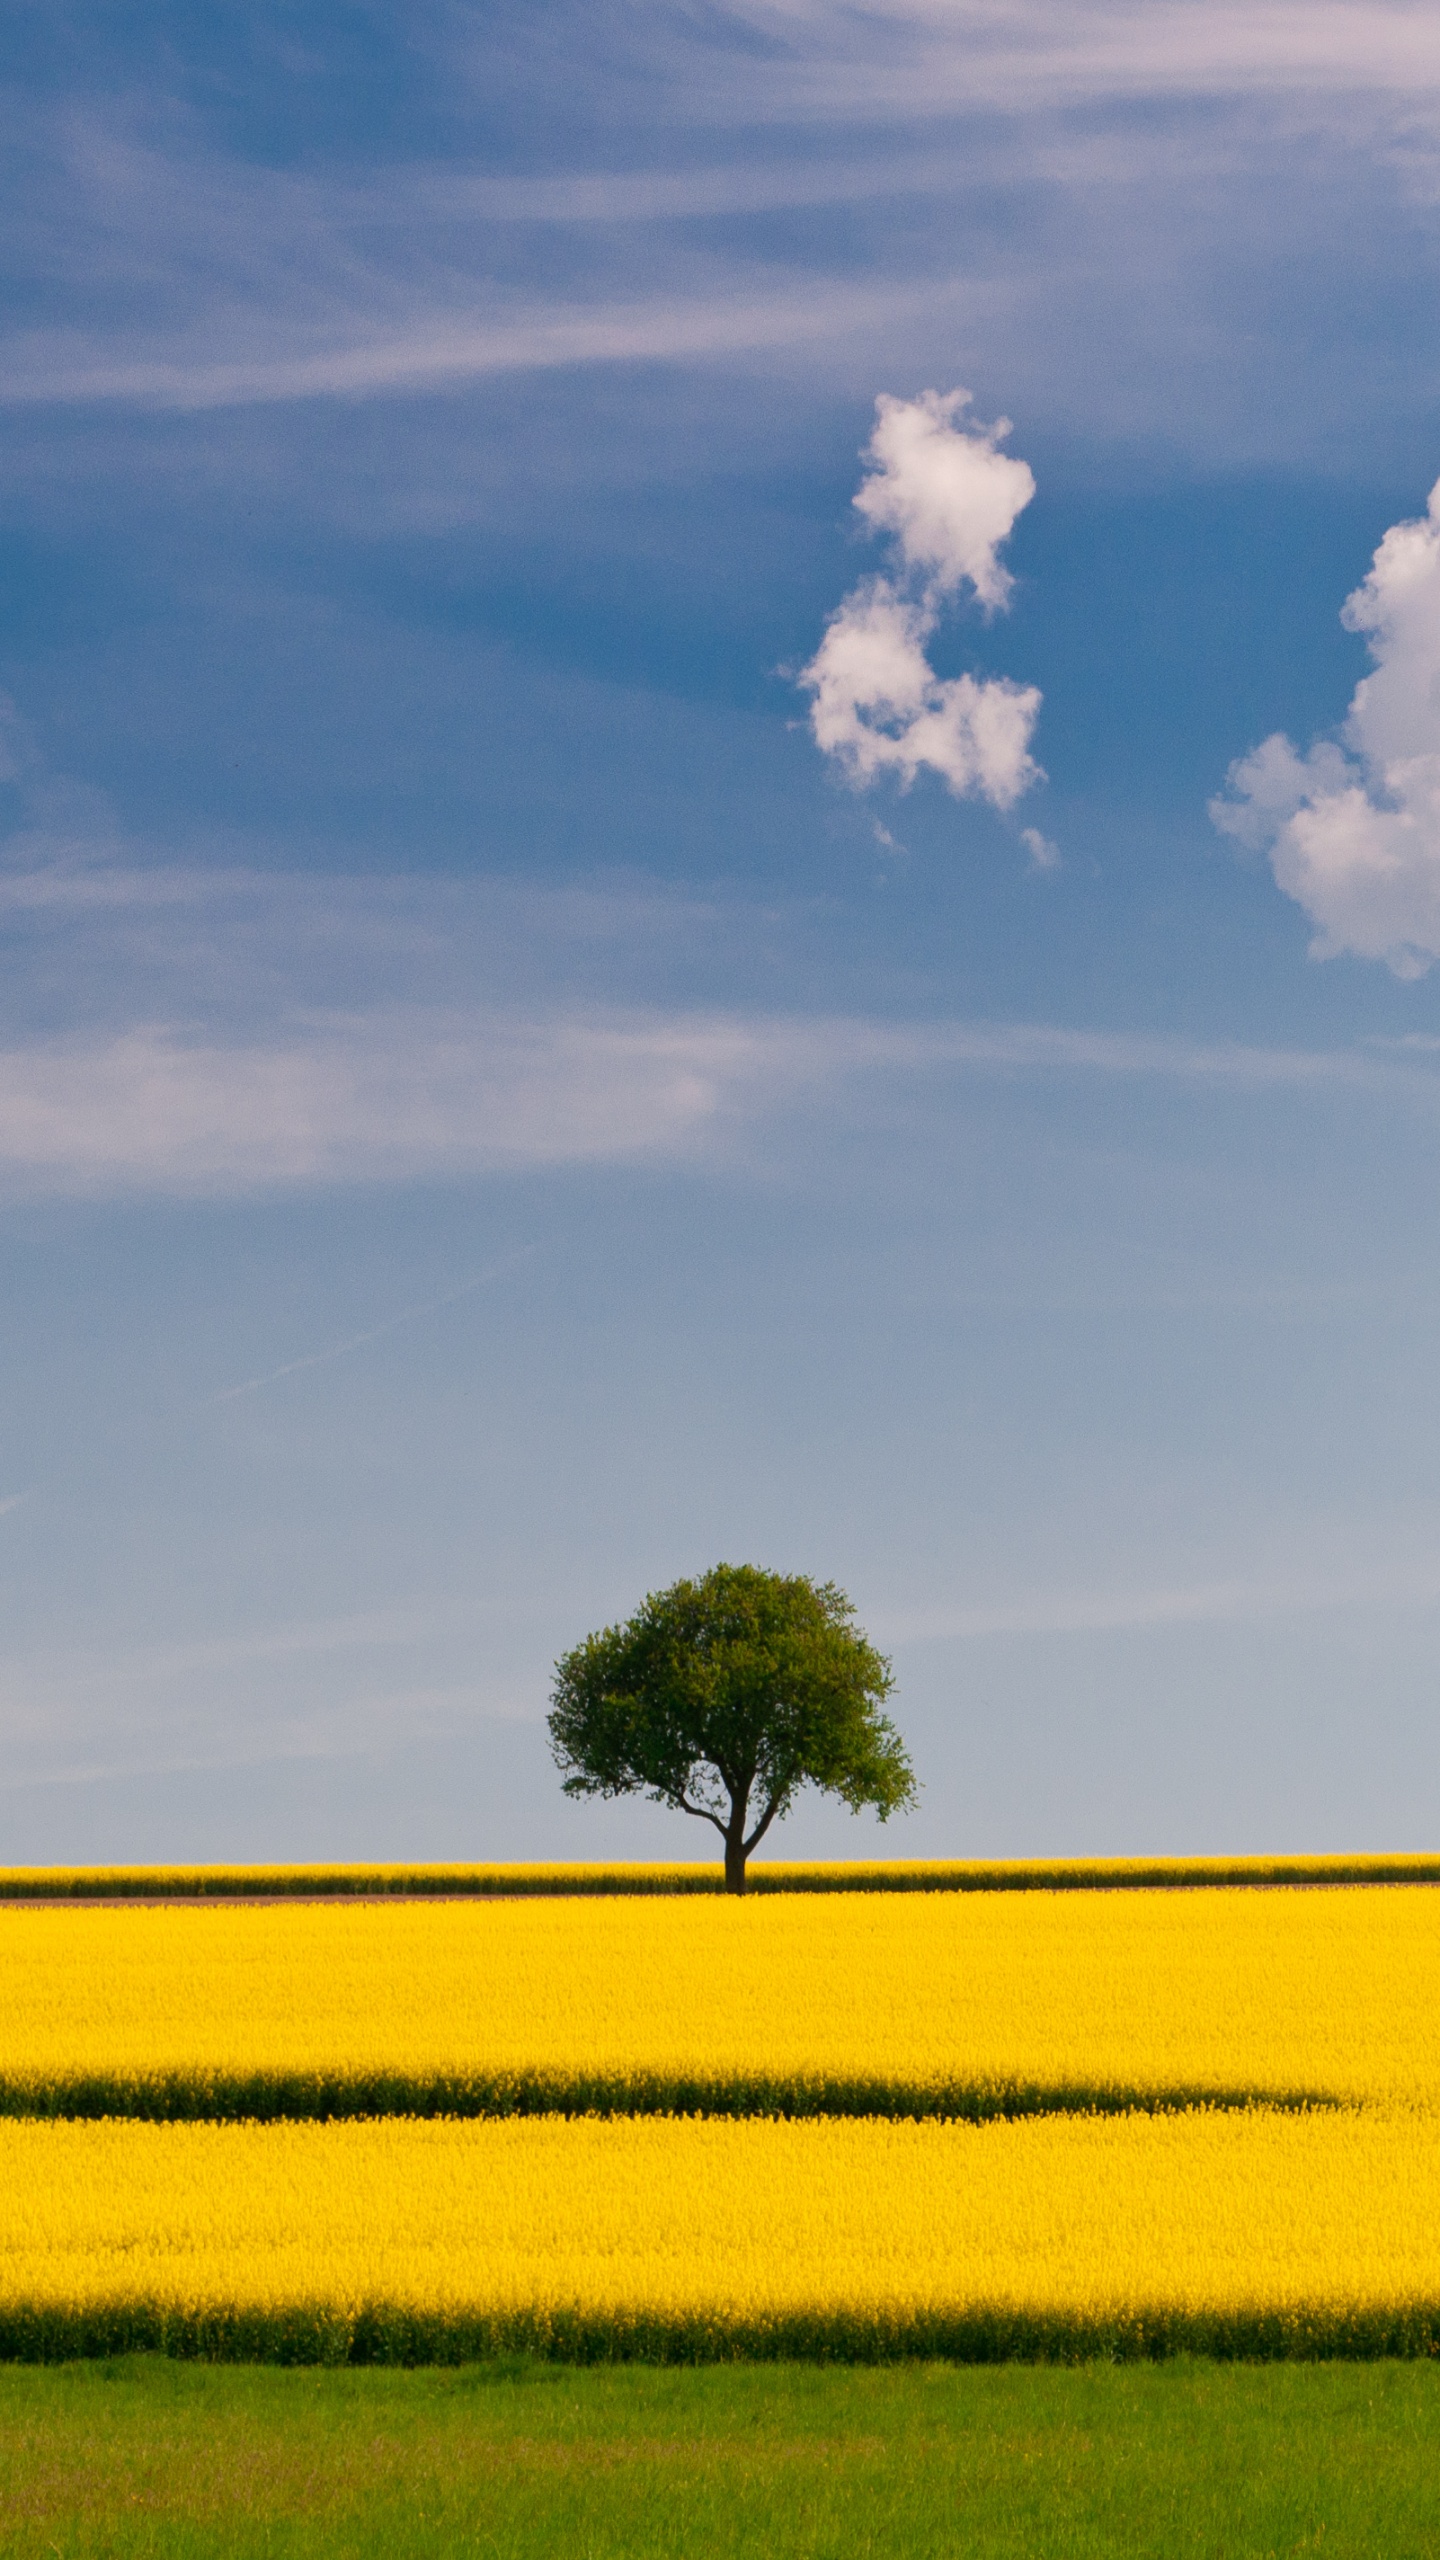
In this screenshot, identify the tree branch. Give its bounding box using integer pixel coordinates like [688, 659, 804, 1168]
[742, 1792, 786, 1857]
[675, 1792, 730, 1840]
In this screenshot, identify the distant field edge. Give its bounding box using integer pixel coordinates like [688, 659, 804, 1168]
[1, 2298, 1439, 2364]
[1, 1853, 1438, 1901]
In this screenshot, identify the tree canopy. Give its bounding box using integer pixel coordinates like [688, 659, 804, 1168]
[547, 1562, 916, 1892]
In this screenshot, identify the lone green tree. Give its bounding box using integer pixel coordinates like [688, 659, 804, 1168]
[548, 1562, 917, 1894]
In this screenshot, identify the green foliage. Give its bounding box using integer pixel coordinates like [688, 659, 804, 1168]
[548, 1564, 916, 1888]
[5, 2358, 1440, 2557]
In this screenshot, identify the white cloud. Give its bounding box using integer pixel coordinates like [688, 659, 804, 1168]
[0, 1013, 814, 1197]
[799, 389, 1042, 813]
[0, 47, 1436, 488]
[802, 580, 1041, 806]
[1213, 479, 1440, 975]
[0, 728, 1430, 1201]
[1021, 827, 1061, 872]
[0, 999, 1424, 1203]
[0, 282, 945, 414]
[0, 1001, 1430, 1202]
[853, 390, 1036, 608]
[707, 1, 1440, 120]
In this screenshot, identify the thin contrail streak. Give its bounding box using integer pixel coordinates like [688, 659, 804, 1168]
[207, 1250, 533, 1404]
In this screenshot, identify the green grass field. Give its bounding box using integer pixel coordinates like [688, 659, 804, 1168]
[3, 2356, 1439, 2558]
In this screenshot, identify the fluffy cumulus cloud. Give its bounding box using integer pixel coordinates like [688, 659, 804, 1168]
[852, 389, 1036, 610]
[800, 390, 1043, 816]
[1214, 482, 1440, 976]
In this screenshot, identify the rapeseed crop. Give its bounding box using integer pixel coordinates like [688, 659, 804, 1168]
[1, 1886, 1437, 2119]
[2, 2109, 1439, 2363]
[2, 1853, 1437, 1899]
[9, 1879, 1440, 2366]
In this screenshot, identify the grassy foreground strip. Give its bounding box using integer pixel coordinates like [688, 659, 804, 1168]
[3, 2361, 1440, 2560]
[2, 1890, 1436, 2120]
[5, 2360, 1440, 2560]
[4, 2109, 1440, 2363]
[1, 1851, 1438, 1898]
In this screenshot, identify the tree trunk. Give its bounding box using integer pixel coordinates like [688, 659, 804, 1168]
[723, 1828, 748, 1895]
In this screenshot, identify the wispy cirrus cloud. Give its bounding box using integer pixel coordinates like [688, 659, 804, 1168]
[0, 1010, 823, 1196]
[655, 0, 1440, 121]
[3, 0, 1440, 475]
[0, 282, 952, 414]
[0, 989, 1432, 1202]
[0, 715, 1435, 1203]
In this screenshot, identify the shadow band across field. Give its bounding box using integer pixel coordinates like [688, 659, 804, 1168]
[0, 2298, 1434, 2365]
[0, 2071, 1346, 2124]
[4, 1853, 1440, 1898]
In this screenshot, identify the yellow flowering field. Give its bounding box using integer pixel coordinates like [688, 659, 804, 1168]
[1, 2108, 1438, 2362]
[2, 1852, 1435, 1899]
[5, 1878, 1439, 2363]
[1, 1885, 1437, 2119]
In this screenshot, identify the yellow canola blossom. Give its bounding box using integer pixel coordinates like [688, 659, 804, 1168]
[1, 2109, 1438, 2361]
[3, 1853, 1436, 1899]
[1, 1886, 1438, 2117]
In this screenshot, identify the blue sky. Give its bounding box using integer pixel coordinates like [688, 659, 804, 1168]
[6, 0, 1440, 1862]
